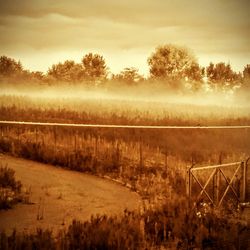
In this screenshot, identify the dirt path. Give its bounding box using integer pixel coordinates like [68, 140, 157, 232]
[0, 154, 141, 234]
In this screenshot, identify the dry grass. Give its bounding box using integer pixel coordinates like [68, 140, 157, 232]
[0, 90, 249, 249]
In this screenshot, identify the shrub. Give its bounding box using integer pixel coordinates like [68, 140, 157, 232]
[0, 165, 22, 209]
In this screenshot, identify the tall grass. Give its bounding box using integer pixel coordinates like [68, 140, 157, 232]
[1, 95, 250, 126]
[0, 91, 249, 248]
[0, 199, 249, 250]
[0, 165, 23, 209]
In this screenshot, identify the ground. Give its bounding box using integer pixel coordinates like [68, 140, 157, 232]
[0, 154, 141, 234]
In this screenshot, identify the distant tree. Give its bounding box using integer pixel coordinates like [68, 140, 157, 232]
[147, 44, 203, 89]
[0, 56, 23, 78]
[185, 63, 205, 91]
[24, 71, 46, 83]
[30, 71, 45, 81]
[47, 60, 83, 83]
[206, 62, 240, 91]
[239, 64, 250, 91]
[112, 67, 143, 85]
[82, 53, 108, 83]
[233, 64, 250, 103]
[243, 64, 250, 80]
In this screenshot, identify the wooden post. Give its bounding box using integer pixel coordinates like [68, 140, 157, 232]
[35, 127, 38, 144]
[186, 168, 190, 197]
[53, 127, 57, 152]
[165, 149, 168, 176]
[116, 141, 120, 163]
[241, 160, 247, 202]
[17, 126, 20, 144]
[186, 167, 191, 208]
[74, 132, 77, 154]
[140, 142, 143, 168]
[95, 135, 98, 157]
[139, 137, 143, 168]
[215, 169, 220, 206]
[214, 154, 222, 205]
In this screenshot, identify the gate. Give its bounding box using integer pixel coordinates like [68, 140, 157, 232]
[186, 158, 249, 208]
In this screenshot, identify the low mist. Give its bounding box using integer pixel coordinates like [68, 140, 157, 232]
[0, 80, 249, 109]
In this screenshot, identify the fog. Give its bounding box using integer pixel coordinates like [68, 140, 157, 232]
[0, 81, 249, 109]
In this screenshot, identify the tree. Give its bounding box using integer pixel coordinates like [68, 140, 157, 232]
[239, 64, 250, 91]
[243, 64, 250, 80]
[147, 44, 203, 88]
[47, 60, 83, 83]
[233, 64, 250, 103]
[206, 62, 240, 91]
[82, 53, 108, 82]
[112, 67, 143, 85]
[0, 55, 23, 78]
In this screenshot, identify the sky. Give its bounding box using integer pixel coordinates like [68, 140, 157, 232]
[0, 0, 249, 76]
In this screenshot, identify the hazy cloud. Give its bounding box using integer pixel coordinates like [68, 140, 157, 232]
[0, 0, 249, 74]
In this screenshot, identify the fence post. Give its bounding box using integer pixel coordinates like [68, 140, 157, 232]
[214, 154, 222, 205]
[215, 169, 220, 206]
[241, 159, 248, 202]
[95, 135, 98, 157]
[74, 132, 77, 154]
[165, 148, 168, 176]
[139, 137, 143, 168]
[186, 168, 190, 198]
[17, 126, 20, 144]
[53, 126, 57, 152]
[186, 166, 193, 208]
[35, 127, 38, 144]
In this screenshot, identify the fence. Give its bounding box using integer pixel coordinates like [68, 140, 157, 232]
[186, 158, 249, 208]
[1, 120, 250, 207]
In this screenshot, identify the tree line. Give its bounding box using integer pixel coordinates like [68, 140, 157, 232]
[0, 44, 249, 92]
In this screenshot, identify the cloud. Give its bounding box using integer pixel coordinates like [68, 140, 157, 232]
[0, 0, 249, 74]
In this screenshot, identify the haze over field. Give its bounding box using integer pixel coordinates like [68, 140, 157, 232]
[1, 80, 250, 110]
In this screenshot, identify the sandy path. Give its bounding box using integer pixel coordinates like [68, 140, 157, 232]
[0, 154, 141, 234]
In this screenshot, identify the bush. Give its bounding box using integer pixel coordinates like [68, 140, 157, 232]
[0, 206, 249, 250]
[0, 165, 22, 209]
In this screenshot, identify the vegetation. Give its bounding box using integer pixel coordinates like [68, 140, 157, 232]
[0, 199, 249, 250]
[0, 43, 249, 248]
[0, 44, 248, 94]
[0, 95, 249, 204]
[147, 44, 204, 86]
[1, 95, 250, 126]
[206, 62, 241, 91]
[112, 67, 143, 85]
[0, 165, 23, 209]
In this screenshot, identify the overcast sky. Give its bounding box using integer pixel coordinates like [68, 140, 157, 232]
[0, 0, 249, 76]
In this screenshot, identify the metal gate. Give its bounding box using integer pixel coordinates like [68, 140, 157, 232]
[186, 158, 249, 208]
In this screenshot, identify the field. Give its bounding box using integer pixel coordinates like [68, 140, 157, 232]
[0, 86, 250, 249]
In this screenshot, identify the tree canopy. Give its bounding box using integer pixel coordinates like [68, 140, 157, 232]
[0, 56, 23, 78]
[0, 46, 248, 94]
[112, 67, 143, 85]
[47, 53, 108, 83]
[48, 60, 83, 83]
[82, 53, 108, 82]
[147, 44, 203, 85]
[243, 64, 250, 80]
[206, 62, 240, 91]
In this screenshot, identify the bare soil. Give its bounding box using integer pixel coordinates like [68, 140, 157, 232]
[0, 154, 141, 234]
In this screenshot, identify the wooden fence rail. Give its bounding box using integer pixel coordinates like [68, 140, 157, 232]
[186, 158, 249, 208]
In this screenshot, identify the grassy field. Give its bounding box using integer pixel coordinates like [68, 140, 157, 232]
[0, 87, 250, 249]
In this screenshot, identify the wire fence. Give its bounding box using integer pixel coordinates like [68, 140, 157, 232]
[1, 120, 250, 129]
